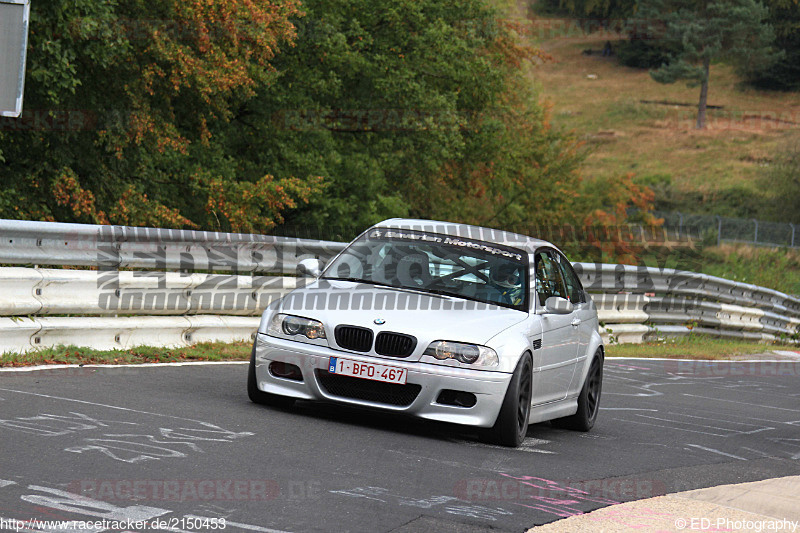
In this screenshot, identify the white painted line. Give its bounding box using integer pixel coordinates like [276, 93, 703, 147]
[741, 447, 773, 458]
[635, 413, 770, 436]
[614, 357, 800, 363]
[685, 444, 747, 460]
[0, 388, 220, 423]
[772, 351, 800, 359]
[0, 480, 16, 488]
[453, 437, 556, 454]
[600, 408, 658, 411]
[612, 417, 728, 437]
[0, 361, 248, 372]
[696, 360, 800, 363]
[682, 393, 800, 413]
[665, 412, 773, 433]
[605, 363, 651, 370]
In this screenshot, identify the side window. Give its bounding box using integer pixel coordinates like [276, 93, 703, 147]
[534, 251, 568, 306]
[556, 253, 585, 304]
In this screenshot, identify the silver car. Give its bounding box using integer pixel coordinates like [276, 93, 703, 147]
[248, 219, 604, 447]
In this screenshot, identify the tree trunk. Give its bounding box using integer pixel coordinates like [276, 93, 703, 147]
[696, 56, 711, 130]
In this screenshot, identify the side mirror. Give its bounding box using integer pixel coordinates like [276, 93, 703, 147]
[542, 296, 574, 315]
[297, 258, 323, 278]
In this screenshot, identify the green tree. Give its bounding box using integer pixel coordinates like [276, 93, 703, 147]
[0, 0, 622, 244]
[637, 0, 780, 129]
[0, 0, 321, 232]
[744, 0, 800, 91]
[539, 0, 638, 18]
[240, 0, 586, 238]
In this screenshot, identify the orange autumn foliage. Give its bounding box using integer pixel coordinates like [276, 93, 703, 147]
[110, 187, 198, 229]
[199, 174, 326, 233]
[51, 171, 109, 225]
[582, 174, 663, 265]
[117, 0, 302, 154]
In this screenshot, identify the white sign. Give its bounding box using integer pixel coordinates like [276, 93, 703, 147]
[0, 0, 31, 118]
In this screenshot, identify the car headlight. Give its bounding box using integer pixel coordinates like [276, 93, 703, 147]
[423, 341, 499, 367]
[267, 314, 327, 342]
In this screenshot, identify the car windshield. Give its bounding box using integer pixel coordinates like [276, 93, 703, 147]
[321, 228, 529, 311]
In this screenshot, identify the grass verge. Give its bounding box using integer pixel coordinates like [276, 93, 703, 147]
[606, 334, 796, 359]
[1, 336, 795, 366]
[515, 0, 800, 223]
[0, 341, 252, 367]
[531, 35, 800, 203]
[699, 244, 800, 296]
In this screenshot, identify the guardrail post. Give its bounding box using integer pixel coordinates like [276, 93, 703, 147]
[753, 218, 759, 245]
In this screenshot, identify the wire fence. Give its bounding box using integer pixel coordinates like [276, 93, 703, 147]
[653, 211, 799, 249]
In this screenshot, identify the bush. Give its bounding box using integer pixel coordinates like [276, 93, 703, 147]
[615, 38, 671, 69]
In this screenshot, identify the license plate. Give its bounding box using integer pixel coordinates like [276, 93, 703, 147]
[328, 357, 408, 385]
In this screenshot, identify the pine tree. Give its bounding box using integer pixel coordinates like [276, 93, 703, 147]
[744, 0, 800, 91]
[637, 0, 781, 129]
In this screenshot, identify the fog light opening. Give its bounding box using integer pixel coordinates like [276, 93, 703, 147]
[269, 362, 303, 382]
[436, 389, 477, 408]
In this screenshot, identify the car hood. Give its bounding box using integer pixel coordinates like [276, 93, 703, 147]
[276, 280, 528, 360]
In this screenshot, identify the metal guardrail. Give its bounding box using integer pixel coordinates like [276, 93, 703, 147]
[579, 263, 800, 344]
[0, 219, 797, 353]
[0, 218, 346, 272]
[0, 267, 298, 316]
[0, 315, 264, 355]
[574, 263, 800, 316]
[0, 219, 343, 353]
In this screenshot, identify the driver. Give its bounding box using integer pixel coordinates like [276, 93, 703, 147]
[488, 262, 523, 306]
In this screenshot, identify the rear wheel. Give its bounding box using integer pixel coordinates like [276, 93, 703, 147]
[552, 351, 603, 431]
[483, 353, 532, 447]
[247, 348, 296, 409]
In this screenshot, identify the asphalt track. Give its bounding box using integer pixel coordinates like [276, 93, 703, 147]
[1, 358, 799, 533]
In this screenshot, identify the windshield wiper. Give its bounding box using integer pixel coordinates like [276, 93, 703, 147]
[321, 277, 391, 288]
[419, 287, 457, 299]
[325, 278, 455, 299]
[379, 285, 456, 300]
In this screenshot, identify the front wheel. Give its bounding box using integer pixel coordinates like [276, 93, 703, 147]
[483, 353, 533, 447]
[247, 348, 296, 409]
[552, 351, 603, 431]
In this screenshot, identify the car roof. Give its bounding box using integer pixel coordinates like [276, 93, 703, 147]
[372, 218, 556, 254]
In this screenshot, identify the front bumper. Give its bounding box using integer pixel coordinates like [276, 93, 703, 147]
[253, 333, 513, 428]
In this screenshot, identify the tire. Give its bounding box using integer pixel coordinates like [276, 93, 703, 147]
[483, 352, 533, 447]
[247, 347, 296, 409]
[552, 351, 603, 431]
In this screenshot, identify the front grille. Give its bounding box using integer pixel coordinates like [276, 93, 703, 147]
[335, 325, 373, 352]
[375, 332, 417, 357]
[316, 370, 421, 407]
